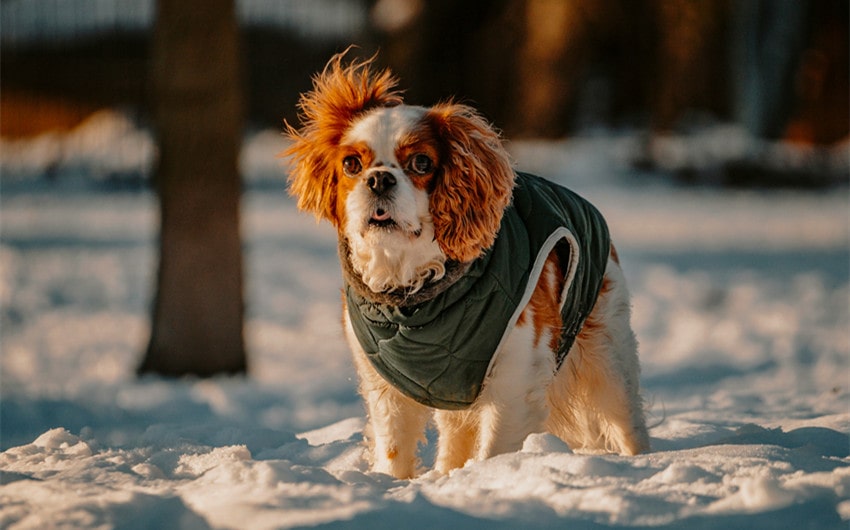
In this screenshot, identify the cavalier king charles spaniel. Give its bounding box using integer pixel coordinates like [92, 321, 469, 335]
[285, 53, 650, 479]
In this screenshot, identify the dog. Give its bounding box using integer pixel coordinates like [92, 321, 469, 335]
[285, 54, 650, 479]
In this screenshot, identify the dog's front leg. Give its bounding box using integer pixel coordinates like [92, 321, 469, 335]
[359, 379, 430, 479]
[472, 325, 553, 461]
[433, 410, 478, 474]
[344, 313, 429, 479]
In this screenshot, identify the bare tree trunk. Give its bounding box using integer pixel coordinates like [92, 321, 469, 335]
[368, 0, 514, 124]
[652, 0, 726, 133]
[139, 0, 247, 376]
[511, 0, 624, 137]
[511, 0, 579, 137]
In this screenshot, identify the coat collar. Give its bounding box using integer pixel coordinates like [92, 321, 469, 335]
[337, 237, 474, 309]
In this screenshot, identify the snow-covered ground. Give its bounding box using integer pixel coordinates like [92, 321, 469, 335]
[1, 113, 849, 528]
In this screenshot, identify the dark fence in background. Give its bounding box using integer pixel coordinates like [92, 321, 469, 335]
[1, 0, 847, 187]
[0, 0, 364, 138]
[0, 0, 362, 43]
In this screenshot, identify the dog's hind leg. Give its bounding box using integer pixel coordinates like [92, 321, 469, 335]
[545, 260, 650, 455]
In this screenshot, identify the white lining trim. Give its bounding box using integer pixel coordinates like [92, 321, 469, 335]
[484, 227, 580, 379]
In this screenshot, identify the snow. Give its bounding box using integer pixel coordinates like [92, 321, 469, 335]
[1, 112, 849, 528]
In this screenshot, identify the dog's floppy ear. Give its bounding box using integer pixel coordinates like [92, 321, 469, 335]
[284, 52, 403, 225]
[427, 102, 515, 262]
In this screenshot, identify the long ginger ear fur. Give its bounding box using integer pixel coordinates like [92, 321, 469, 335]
[284, 53, 403, 225]
[427, 103, 515, 263]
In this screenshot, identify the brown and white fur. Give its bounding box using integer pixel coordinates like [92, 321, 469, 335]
[286, 54, 650, 479]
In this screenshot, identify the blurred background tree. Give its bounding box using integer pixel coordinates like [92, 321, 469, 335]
[138, 0, 247, 376]
[1, 0, 847, 375]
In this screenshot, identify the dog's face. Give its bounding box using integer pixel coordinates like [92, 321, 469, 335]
[286, 54, 515, 293]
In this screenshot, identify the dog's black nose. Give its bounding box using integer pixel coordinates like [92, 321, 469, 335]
[367, 171, 396, 196]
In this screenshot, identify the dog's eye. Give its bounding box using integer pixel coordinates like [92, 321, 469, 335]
[407, 154, 433, 176]
[342, 155, 363, 177]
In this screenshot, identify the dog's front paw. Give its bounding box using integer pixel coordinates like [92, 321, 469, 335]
[371, 444, 417, 479]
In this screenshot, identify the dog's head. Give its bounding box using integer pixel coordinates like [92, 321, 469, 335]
[286, 53, 514, 294]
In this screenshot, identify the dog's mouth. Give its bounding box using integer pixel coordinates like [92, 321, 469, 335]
[365, 208, 423, 237]
[368, 208, 397, 229]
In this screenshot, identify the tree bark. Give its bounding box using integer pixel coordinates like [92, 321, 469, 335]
[139, 0, 247, 376]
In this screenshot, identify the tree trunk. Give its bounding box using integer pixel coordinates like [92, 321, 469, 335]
[511, 0, 597, 138]
[139, 0, 247, 376]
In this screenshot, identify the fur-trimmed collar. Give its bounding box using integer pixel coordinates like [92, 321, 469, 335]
[337, 237, 473, 308]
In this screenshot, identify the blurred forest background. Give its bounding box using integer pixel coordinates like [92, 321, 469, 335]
[2, 0, 848, 376]
[2, 0, 848, 166]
